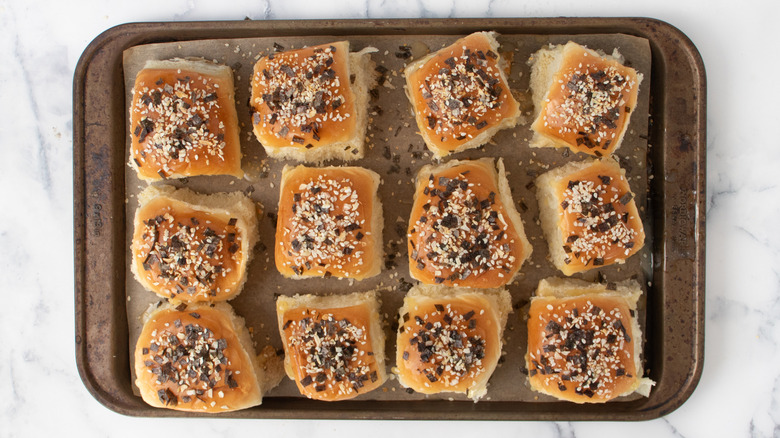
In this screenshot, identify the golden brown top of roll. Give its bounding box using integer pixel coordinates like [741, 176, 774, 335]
[532, 42, 640, 156]
[251, 42, 357, 151]
[132, 196, 247, 302]
[279, 304, 382, 401]
[396, 292, 501, 397]
[134, 302, 262, 412]
[407, 159, 528, 288]
[548, 159, 644, 273]
[405, 32, 520, 155]
[527, 293, 638, 403]
[275, 165, 382, 280]
[129, 60, 242, 180]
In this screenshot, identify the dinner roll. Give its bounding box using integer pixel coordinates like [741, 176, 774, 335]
[131, 184, 259, 302]
[528, 41, 642, 156]
[395, 284, 511, 401]
[275, 164, 383, 280]
[251, 42, 377, 162]
[407, 158, 532, 288]
[535, 157, 645, 276]
[276, 291, 387, 401]
[134, 301, 283, 412]
[129, 58, 243, 180]
[526, 277, 654, 403]
[403, 32, 521, 158]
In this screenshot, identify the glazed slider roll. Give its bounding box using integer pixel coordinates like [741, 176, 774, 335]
[407, 158, 532, 288]
[275, 165, 383, 280]
[129, 58, 243, 180]
[526, 277, 654, 403]
[131, 185, 259, 302]
[134, 301, 283, 412]
[276, 291, 387, 401]
[395, 284, 511, 401]
[403, 32, 521, 158]
[251, 41, 377, 162]
[535, 157, 645, 276]
[528, 41, 642, 157]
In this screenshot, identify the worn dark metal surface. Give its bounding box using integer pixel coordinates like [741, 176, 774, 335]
[74, 17, 705, 420]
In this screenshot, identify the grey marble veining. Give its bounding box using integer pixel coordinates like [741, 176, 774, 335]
[1, 0, 779, 436]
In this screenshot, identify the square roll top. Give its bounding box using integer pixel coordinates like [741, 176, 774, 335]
[251, 41, 377, 162]
[129, 58, 243, 180]
[403, 32, 521, 158]
[407, 158, 532, 288]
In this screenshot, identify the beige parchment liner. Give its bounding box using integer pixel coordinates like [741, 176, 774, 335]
[123, 32, 652, 404]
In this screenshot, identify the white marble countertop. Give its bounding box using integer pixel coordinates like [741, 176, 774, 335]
[1, 0, 778, 436]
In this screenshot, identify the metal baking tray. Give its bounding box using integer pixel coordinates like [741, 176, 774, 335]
[74, 17, 705, 421]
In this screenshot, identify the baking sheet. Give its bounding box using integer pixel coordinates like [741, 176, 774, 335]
[122, 32, 652, 404]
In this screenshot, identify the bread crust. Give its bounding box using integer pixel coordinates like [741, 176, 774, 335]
[134, 301, 278, 412]
[129, 58, 243, 180]
[403, 32, 521, 158]
[251, 42, 377, 162]
[407, 158, 531, 288]
[526, 277, 654, 403]
[394, 284, 511, 401]
[528, 41, 642, 156]
[275, 291, 387, 401]
[275, 164, 383, 280]
[535, 157, 644, 276]
[131, 184, 259, 302]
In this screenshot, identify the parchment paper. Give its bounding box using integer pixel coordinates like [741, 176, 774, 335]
[123, 32, 652, 404]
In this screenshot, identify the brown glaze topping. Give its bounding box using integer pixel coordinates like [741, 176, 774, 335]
[407, 34, 517, 150]
[529, 297, 635, 400]
[282, 306, 378, 400]
[399, 301, 488, 389]
[538, 46, 639, 156]
[139, 310, 239, 409]
[252, 43, 353, 148]
[131, 69, 228, 177]
[135, 201, 243, 300]
[277, 169, 374, 278]
[558, 171, 639, 268]
[408, 163, 520, 287]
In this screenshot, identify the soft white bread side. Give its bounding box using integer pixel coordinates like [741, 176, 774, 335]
[535, 159, 583, 274]
[142, 58, 236, 76]
[403, 32, 521, 158]
[252, 43, 378, 163]
[135, 301, 282, 412]
[528, 45, 565, 116]
[495, 158, 534, 273]
[276, 290, 387, 401]
[527, 277, 655, 403]
[131, 184, 260, 302]
[394, 284, 511, 401]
